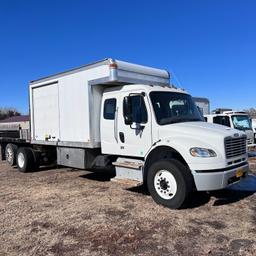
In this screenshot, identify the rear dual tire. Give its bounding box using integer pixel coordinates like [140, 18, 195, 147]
[5, 143, 18, 166]
[16, 147, 39, 172]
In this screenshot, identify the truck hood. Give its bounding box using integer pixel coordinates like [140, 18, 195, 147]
[155, 121, 248, 172]
[158, 121, 245, 140]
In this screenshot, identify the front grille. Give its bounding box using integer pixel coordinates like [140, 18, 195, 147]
[224, 136, 247, 159]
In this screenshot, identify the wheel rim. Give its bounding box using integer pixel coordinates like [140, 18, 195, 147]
[18, 153, 25, 168]
[154, 170, 177, 200]
[6, 147, 13, 162]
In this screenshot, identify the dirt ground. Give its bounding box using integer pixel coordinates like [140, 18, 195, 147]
[0, 159, 255, 256]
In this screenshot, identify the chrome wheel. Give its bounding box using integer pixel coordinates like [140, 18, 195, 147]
[17, 152, 25, 169]
[154, 169, 177, 200]
[6, 147, 13, 162]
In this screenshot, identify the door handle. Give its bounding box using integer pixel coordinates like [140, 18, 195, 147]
[119, 132, 125, 143]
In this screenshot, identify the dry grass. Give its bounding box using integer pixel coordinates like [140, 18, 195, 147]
[0, 160, 255, 256]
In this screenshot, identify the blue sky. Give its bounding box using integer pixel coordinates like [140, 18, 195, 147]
[0, 0, 255, 113]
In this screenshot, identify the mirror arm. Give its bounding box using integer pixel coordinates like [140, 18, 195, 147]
[129, 123, 145, 130]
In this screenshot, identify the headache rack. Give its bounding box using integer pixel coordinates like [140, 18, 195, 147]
[224, 135, 247, 159]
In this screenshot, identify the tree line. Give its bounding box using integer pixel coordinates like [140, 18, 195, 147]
[244, 108, 256, 119]
[0, 108, 21, 120]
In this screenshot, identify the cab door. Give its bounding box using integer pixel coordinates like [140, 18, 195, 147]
[101, 96, 120, 155]
[117, 91, 152, 157]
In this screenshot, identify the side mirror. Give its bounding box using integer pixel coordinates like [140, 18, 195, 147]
[123, 96, 133, 125]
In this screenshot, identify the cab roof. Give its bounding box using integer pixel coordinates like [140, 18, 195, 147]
[104, 83, 189, 95]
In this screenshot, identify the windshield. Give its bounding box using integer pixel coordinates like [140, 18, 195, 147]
[150, 92, 204, 125]
[231, 115, 252, 130]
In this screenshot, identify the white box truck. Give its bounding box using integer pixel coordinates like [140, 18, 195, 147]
[193, 97, 210, 115]
[205, 110, 255, 147]
[0, 58, 249, 209]
[252, 119, 256, 143]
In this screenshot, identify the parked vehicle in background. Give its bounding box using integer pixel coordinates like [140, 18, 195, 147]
[0, 115, 30, 140]
[0, 58, 249, 209]
[193, 97, 210, 115]
[205, 109, 254, 147]
[252, 119, 256, 143]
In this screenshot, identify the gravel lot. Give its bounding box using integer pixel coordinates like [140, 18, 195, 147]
[0, 159, 255, 256]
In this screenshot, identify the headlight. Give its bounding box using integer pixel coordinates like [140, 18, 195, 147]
[190, 147, 217, 157]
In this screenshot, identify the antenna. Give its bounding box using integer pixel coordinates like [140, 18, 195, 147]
[169, 67, 183, 89]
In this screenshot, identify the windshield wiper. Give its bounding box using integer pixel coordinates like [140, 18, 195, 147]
[186, 118, 202, 122]
[159, 118, 202, 125]
[234, 125, 246, 130]
[242, 127, 252, 131]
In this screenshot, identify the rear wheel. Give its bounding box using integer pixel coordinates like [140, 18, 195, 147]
[16, 147, 35, 172]
[5, 143, 18, 166]
[147, 160, 193, 209]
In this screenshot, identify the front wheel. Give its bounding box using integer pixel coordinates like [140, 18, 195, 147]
[147, 160, 193, 209]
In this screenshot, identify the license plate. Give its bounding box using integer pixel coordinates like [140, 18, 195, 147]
[236, 169, 244, 178]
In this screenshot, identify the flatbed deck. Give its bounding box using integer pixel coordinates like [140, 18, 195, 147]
[0, 137, 29, 144]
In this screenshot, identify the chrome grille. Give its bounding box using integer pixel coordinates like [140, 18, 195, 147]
[224, 136, 247, 159]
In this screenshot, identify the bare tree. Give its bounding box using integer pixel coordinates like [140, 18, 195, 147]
[243, 108, 256, 119]
[0, 108, 21, 120]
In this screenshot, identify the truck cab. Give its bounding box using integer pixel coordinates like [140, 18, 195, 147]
[205, 111, 254, 146]
[101, 85, 249, 208]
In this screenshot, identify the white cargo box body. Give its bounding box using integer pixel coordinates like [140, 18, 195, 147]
[193, 97, 210, 115]
[29, 58, 170, 148]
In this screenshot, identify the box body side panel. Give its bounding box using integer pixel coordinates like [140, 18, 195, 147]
[32, 82, 60, 141]
[30, 65, 109, 146]
[58, 65, 109, 144]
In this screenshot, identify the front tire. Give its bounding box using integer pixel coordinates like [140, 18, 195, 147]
[16, 147, 35, 172]
[5, 143, 18, 166]
[147, 160, 193, 209]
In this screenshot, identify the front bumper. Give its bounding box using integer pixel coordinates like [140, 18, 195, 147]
[192, 162, 249, 191]
[248, 143, 256, 149]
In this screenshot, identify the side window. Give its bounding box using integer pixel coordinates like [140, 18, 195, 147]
[123, 95, 148, 123]
[213, 116, 231, 127]
[132, 96, 147, 123]
[104, 98, 116, 120]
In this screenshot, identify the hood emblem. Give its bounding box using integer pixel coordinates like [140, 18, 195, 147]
[234, 133, 239, 137]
